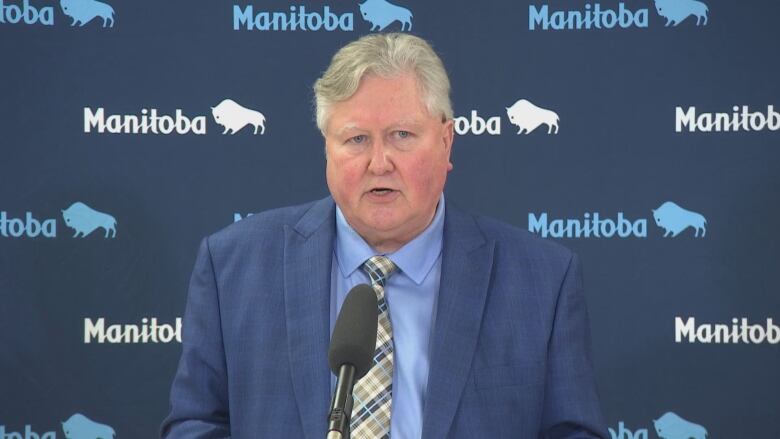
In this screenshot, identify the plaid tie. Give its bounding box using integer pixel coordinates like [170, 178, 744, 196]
[351, 255, 398, 438]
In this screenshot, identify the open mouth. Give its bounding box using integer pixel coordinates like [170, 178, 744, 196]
[370, 188, 394, 195]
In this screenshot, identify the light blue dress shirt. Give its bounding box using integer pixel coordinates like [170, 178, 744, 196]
[330, 194, 445, 439]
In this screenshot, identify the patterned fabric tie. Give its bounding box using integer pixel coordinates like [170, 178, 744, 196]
[351, 255, 398, 439]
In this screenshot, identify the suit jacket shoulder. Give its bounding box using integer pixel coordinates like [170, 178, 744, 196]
[204, 196, 336, 266]
[455, 203, 576, 272]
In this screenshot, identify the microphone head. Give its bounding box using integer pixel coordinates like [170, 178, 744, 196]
[328, 284, 378, 379]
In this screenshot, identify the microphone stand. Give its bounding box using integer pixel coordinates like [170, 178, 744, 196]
[327, 364, 356, 439]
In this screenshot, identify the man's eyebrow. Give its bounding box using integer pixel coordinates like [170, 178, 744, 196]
[333, 119, 425, 135]
[334, 123, 362, 136]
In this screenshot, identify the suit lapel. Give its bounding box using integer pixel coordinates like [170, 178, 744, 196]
[284, 198, 336, 439]
[422, 202, 495, 438]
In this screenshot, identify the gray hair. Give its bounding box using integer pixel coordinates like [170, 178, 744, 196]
[313, 33, 453, 134]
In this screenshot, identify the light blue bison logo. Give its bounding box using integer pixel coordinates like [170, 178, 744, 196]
[359, 0, 412, 31]
[654, 412, 708, 439]
[62, 202, 117, 238]
[62, 413, 115, 439]
[652, 201, 706, 238]
[654, 0, 708, 26]
[60, 0, 115, 28]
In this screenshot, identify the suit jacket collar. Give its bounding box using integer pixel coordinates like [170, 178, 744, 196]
[422, 200, 495, 438]
[284, 197, 336, 439]
[283, 197, 494, 439]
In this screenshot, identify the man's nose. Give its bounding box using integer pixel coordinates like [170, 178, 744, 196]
[367, 142, 394, 175]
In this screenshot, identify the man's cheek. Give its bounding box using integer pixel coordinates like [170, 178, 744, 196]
[409, 159, 438, 185]
[341, 166, 364, 186]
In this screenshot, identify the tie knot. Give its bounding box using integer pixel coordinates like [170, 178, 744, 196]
[362, 255, 397, 287]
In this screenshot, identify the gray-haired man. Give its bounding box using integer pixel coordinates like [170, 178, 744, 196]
[163, 33, 607, 438]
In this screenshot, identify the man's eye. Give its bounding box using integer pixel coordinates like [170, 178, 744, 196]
[348, 135, 367, 144]
[397, 131, 410, 139]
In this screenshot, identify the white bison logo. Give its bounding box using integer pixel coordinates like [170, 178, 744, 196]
[211, 99, 266, 135]
[506, 99, 559, 135]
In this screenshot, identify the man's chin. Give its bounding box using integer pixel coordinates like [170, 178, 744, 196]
[350, 216, 405, 244]
[355, 218, 405, 238]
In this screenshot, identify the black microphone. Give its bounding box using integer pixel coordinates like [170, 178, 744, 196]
[326, 284, 378, 439]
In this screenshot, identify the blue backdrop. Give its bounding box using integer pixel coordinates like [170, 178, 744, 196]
[1, 0, 778, 437]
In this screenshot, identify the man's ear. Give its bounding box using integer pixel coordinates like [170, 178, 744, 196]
[442, 119, 454, 171]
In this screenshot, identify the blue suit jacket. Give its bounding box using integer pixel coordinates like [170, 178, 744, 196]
[161, 197, 607, 438]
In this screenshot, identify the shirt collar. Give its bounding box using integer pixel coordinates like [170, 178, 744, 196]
[334, 193, 445, 285]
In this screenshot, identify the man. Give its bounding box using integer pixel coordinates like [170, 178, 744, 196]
[162, 33, 607, 438]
